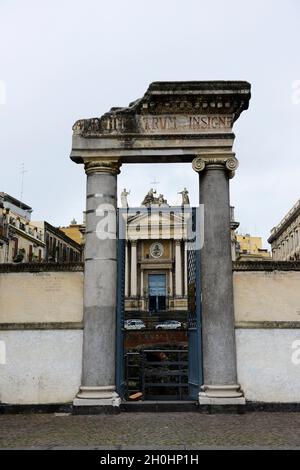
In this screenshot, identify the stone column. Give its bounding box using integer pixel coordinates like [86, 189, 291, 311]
[130, 240, 137, 297]
[293, 231, 297, 257]
[125, 241, 129, 297]
[295, 229, 299, 259]
[175, 239, 182, 296]
[183, 240, 188, 295]
[74, 160, 121, 409]
[139, 268, 143, 310]
[140, 268, 144, 297]
[192, 155, 245, 405]
[169, 268, 173, 296]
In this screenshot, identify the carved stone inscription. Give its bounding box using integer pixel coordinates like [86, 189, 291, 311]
[138, 114, 233, 134]
[75, 113, 234, 136]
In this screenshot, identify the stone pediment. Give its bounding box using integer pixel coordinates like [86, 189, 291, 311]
[126, 209, 188, 228]
[73, 81, 251, 138]
[124, 208, 190, 240]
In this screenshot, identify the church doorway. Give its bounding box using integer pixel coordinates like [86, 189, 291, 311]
[148, 273, 167, 312]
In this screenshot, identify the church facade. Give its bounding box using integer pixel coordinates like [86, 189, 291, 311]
[123, 188, 240, 317]
[123, 189, 189, 315]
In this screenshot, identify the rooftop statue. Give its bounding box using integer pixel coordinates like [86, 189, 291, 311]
[178, 187, 190, 206]
[141, 188, 168, 207]
[158, 194, 167, 206]
[121, 188, 130, 208]
[141, 188, 156, 206]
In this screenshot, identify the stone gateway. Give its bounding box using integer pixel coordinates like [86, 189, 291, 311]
[70, 81, 251, 410]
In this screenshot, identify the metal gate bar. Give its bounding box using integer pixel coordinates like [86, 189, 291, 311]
[125, 349, 188, 401]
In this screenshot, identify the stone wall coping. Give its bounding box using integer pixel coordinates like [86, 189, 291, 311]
[0, 322, 83, 330]
[235, 321, 300, 329]
[233, 261, 300, 271]
[1, 261, 300, 273]
[1, 321, 298, 331]
[0, 262, 84, 273]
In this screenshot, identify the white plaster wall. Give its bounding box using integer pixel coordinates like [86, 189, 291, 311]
[236, 329, 300, 402]
[0, 330, 82, 404]
[0, 271, 83, 324]
[233, 271, 300, 322]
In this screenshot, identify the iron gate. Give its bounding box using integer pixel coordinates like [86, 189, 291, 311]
[187, 207, 203, 399]
[116, 208, 126, 398]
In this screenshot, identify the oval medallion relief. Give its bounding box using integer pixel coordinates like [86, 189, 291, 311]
[150, 242, 164, 259]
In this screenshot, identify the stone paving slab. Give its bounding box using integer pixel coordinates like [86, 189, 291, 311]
[0, 412, 300, 449]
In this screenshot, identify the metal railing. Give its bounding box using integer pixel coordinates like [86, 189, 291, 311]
[125, 349, 188, 401]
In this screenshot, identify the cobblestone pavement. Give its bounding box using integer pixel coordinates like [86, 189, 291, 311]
[0, 412, 300, 449]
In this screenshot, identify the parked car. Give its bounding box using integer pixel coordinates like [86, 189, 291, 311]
[124, 319, 146, 330]
[155, 320, 182, 330]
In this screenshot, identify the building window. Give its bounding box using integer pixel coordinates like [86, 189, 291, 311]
[63, 245, 67, 261]
[52, 238, 56, 260]
[12, 237, 18, 259]
[29, 244, 33, 262]
[49, 236, 53, 256]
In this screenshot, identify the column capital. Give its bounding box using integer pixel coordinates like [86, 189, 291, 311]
[192, 155, 239, 179]
[84, 159, 121, 176]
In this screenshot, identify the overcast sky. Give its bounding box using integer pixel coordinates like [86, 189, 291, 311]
[1, 0, 299, 247]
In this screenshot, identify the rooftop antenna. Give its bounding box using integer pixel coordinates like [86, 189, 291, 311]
[20, 162, 28, 204]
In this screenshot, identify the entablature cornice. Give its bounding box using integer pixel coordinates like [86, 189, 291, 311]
[271, 222, 300, 247]
[70, 81, 250, 165]
[73, 81, 250, 138]
[268, 201, 300, 244]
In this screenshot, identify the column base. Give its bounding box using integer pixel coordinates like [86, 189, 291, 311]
[199, 384, 246, 405]
[73, 386, 121, 408]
